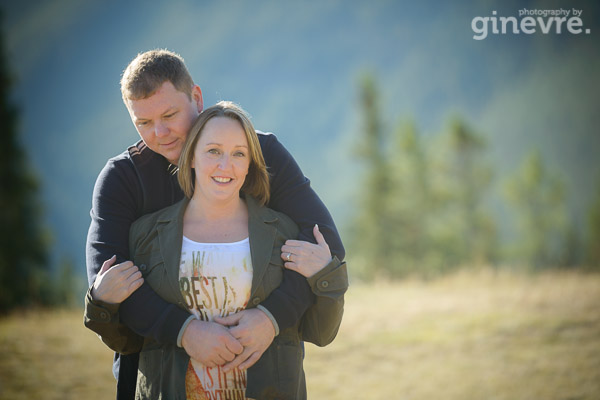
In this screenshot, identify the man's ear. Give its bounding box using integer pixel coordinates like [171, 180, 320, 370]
[191, 85, 203, 112]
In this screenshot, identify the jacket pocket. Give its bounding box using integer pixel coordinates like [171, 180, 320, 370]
[136, 345, 189, 399]
[136, 347, 162, 400]
[275, 341, 303, 394]
[247, 335, 304, 400]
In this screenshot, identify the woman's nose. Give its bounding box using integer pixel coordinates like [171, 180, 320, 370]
[218, 155, 232, 170]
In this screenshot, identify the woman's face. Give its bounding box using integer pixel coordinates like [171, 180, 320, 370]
[191, 116, 250, 204]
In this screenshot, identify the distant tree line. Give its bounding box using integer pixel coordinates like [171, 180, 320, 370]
[0, 13, 79, 313]
[350, 75, 600, 279]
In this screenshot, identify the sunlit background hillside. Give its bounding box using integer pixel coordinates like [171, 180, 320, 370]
[3, 0, 599, 280]
[1, 0, 599, 398]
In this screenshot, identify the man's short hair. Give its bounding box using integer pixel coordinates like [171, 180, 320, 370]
[178, 101, 271, 206]
[120, 49, 194, 102]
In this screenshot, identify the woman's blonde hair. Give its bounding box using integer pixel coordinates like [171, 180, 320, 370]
[178, 101, 270, 205]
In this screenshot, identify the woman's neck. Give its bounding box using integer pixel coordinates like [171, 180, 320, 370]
[186, 193, 245, 222]
[183, 192, 249, 243]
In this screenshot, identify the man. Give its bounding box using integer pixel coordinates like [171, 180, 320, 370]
[85, 49, 344, 399]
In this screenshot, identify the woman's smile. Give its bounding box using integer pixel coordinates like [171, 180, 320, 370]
[212, 176, 233, 184]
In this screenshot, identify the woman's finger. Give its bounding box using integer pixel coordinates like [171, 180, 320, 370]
[284, 261, 298, 272]
[281, 243, 304, 254]
[280, 252, 288, 262]
[282, 243, 315, 257]
[313, 224, 328, 248]
[283, 239, 307, 248]
[280, 251, 298, 263]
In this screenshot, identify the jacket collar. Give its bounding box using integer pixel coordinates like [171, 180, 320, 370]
[155, 195, 280, 298]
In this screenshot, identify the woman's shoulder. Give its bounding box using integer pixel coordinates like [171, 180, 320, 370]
[268, 207, 299, 238]
[133, 201, 176, 227]
[130, 199, 186, 243]
[246, 196, 299, 239]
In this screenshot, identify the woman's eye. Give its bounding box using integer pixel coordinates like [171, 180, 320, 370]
[234, 151, 246, 157]
[208, 149, 220, 155]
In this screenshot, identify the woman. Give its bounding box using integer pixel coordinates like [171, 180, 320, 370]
[88, 101, 347, 399]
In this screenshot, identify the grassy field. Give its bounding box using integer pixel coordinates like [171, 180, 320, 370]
[1, 269, 599, 399]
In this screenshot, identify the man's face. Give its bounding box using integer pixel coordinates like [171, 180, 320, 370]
[126, 81, 203, 165]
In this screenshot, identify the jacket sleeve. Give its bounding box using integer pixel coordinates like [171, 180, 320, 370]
[257, 133, 345, 331]
[86, 158, 139, 286]
[300, 256, 348, 346]
[83, 286, 144, 354]
[85, 158, 190, 347]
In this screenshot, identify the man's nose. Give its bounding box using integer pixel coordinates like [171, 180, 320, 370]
[155, 121, 169, 137]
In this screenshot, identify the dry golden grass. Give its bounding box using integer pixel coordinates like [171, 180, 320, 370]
[0, 269, 599, 399]
[305, 269, 600, 399]
[0, 308, 115, 400]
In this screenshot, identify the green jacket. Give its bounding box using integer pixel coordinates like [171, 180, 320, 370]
[85, 196, 348, 399]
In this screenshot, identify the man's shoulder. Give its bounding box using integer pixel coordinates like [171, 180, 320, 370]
[256, 129, 274, 137]
[256, 130, 276, 146]
[103, 140, 161, 170]
[97, 140, 168, 187]
[256, 130, 287, 163]
[94, 144, 136, 191]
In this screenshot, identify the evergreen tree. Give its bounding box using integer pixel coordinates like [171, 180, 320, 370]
[0, 12, 50, 312]
[387, 120, 435, 276]
[53, 257, 82, 307]
[350, 74, 394, 278]
[503, 151, 567, 268]
[429, 118, 497, 269]
[350, 78, 499, 278]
